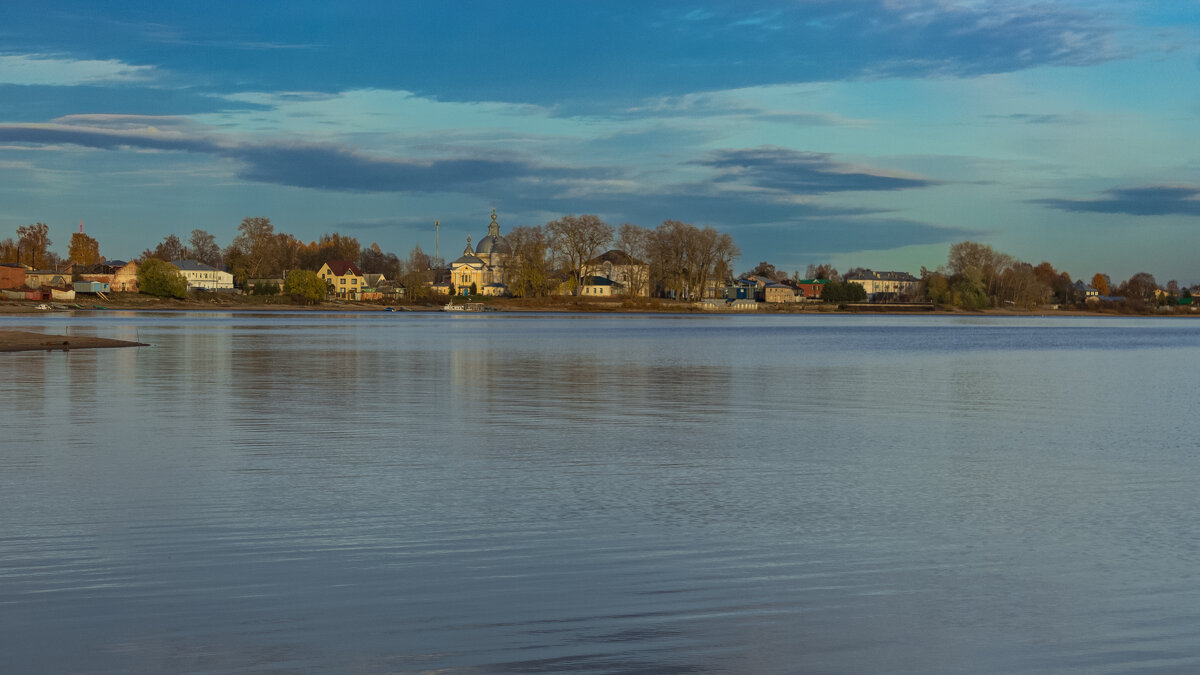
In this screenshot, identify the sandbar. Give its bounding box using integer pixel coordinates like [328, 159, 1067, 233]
[0, 330, 147, 353]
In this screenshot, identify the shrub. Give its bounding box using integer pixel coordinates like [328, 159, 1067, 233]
[253, 281, 280, 296]
[137, 259, 188, 299]
[284, 270, 327, 305]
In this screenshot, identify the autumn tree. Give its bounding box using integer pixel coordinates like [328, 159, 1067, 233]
[297, 232, 361, 271]
[546, 214, 613, 296]
[920, 267, 950, 304]
[505, 225, 556, 297]
[947, 241, 1013, 304]
[1090, 273, 1110, 296]
[951, 265, 988, 309]
[16, 223, 52, 268]
[0, 238, 16, 263]
[68, 231, 101, 266]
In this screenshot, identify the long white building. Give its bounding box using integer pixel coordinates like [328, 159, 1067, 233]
[172, 259, 235, 290]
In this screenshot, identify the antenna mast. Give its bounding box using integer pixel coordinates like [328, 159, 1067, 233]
[434, 220, 440, 266]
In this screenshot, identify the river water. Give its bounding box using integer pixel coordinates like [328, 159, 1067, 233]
[2, 312, 1199, 673]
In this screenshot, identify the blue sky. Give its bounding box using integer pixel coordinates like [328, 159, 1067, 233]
[2, 1, 1198, 282]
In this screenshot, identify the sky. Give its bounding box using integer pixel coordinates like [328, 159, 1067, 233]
[2, 1, 1199, 283]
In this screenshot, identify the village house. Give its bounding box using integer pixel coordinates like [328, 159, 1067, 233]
[375, 279, 406, 301]
[73, 278, 108, 294]
[794, 279, 827, 300]
[763, 281, 796, 304]
[582, 250, 650, 297]
[74, 260, 140, 293]
[317, 260, 366, 300]
[723, 278, 758, 301]
[842, 269, 920, 301]
[172, 260, 235, 291]
[25, 269, 70, 289]
[578, 275, 624, 297]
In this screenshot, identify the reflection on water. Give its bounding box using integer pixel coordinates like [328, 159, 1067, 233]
[3, 312, 1200, 673]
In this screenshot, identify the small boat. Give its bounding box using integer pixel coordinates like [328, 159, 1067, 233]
[443, 302, 495, 312]
[33, 303, 52, 310]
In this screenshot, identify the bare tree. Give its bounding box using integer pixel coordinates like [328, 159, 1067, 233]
[189, 229, 223, 268]
[359, 242, 402, 278]
[225, 217, 276, 283]
[614, 223, 651, 297]
[142, 234, 187, 262]
[804, 264, 839, 281]
[546, 214, 613, 295]
[401, 244, 434, 301]
[648, 220, 690, 298]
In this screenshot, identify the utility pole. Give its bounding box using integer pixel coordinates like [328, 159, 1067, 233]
[434, 220, 439, 267]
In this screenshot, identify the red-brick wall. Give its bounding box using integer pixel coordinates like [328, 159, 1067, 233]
[0, 266, 24, 290]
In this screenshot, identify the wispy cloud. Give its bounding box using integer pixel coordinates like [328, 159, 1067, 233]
[986, 113, 1085, 125]
[0, 54, 156, 86]
[0, 119, 613, 197]
[695, 147, 938, 194]
[1036, 185, 1200, 216]
[619, 92, 868, 126]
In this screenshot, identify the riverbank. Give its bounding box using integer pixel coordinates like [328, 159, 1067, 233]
[0, 330, 148, 352]
[0, 293, 1192, 317]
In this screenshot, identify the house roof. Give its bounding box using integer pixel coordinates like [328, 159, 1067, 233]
[452, 253, 486, 267]
[843, 269, 918, 282]
[171, 259, 219, 272]
[581, 275, 620, 286]
[587, 249, 645, 266]
[323, 260, 363, 277]
[76, 263, 116, 275]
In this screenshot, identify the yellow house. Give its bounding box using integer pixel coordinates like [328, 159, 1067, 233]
[317, 260, 366, 299]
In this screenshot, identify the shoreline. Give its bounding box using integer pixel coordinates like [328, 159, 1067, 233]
[0, 296, 1192, 319]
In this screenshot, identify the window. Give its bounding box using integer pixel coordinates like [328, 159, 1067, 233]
[340, 278, 346, 285]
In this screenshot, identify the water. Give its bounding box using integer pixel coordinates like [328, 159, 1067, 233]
[2, 312, 1199, 673]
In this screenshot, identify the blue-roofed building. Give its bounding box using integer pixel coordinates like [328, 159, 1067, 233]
[171, 259, 235, 291]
